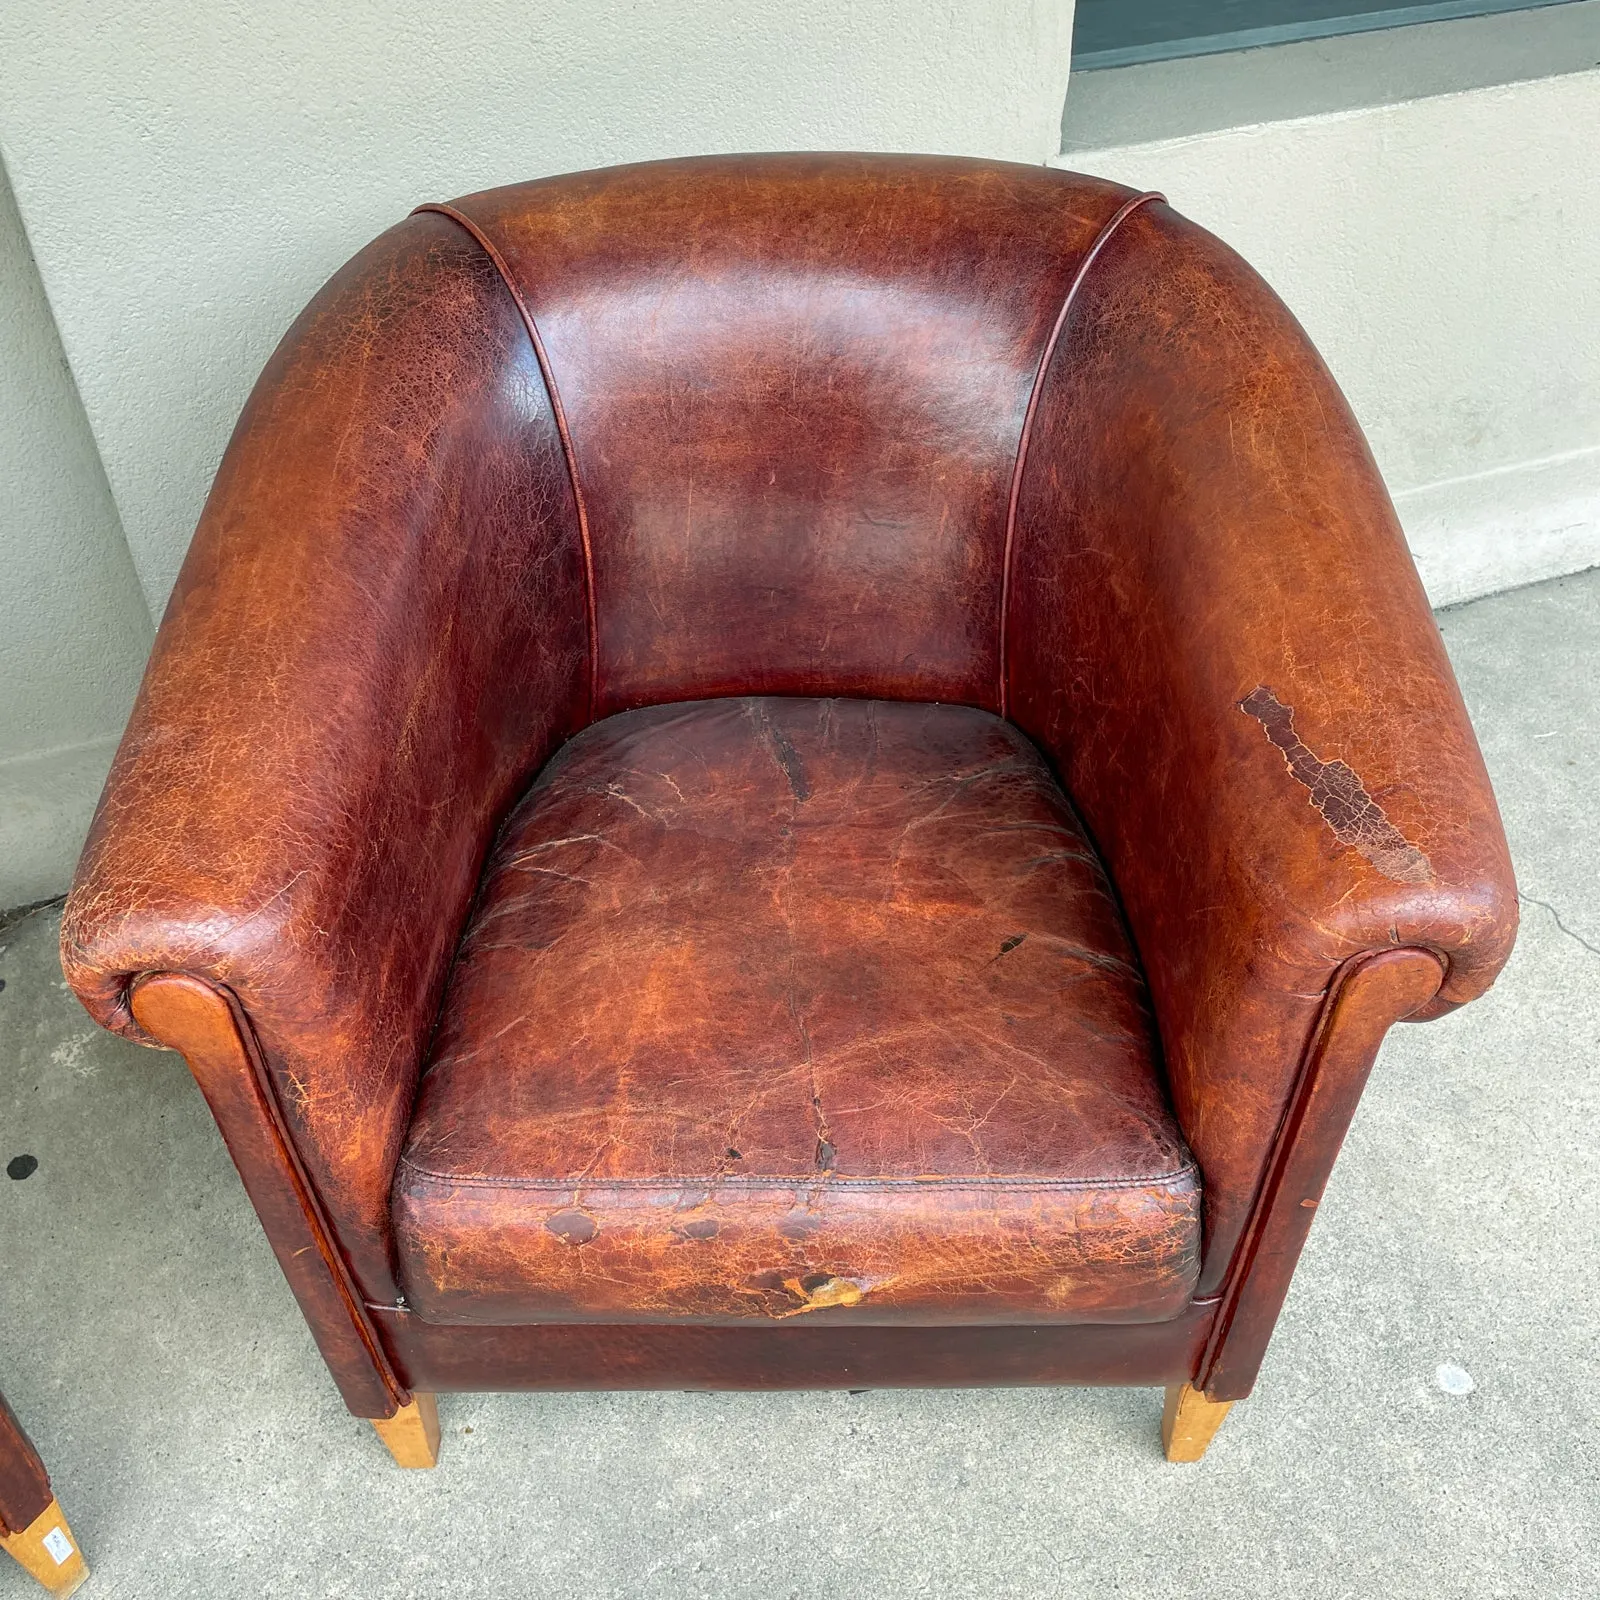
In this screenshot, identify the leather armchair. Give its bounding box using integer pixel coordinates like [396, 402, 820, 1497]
[62, 155, 1516, 1466]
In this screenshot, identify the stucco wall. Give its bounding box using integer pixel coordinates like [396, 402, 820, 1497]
[0, 1, 1073, 614]
[0, 5, 1596, 906]
[0, 160, 152, 906]
[1060, 64, 1600, 606]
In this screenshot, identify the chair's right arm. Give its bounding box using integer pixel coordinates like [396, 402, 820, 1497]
[60, 211, 589, 1414]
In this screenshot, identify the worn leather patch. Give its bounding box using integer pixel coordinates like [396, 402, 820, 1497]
[1241, 686, 1432, 884]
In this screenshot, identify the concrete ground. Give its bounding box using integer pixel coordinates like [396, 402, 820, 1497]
[2, 567, 1597, 1600]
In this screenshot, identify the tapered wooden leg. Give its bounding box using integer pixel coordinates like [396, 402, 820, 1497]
[1, 1498, 89, 1596]
[370, 1392, 440, 1468]
[1162, 1383, 1235, 1462]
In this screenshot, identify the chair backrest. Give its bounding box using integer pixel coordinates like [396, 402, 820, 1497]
[426, 155, 1144, 718]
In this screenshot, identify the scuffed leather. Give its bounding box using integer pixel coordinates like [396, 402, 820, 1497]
[1004, 200, 1517, 1291]
[58, 157, 1516, 1369]
[395, 699, 1201, 1325]
[60, 212, 589, 1302]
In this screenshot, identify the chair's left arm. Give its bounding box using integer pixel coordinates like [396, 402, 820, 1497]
[1003, 196, 1518, 1397]
[60, 211, 589, 1413]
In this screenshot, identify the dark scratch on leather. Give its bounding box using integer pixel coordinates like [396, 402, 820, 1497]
[1240, 687, 1432, 884]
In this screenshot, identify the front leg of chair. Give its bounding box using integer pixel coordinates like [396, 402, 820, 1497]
[1161, 1385, 1235, 1463]
[126, 974, 409, 1421]
[370, 1393, 441, 1469]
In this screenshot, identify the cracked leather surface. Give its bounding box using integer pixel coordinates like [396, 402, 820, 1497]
[395, 698, 1201, 1324]
[1004, 200, 1517, 1291]
[61, 212, 590, 1305]
[60, 157, 1516, 1372]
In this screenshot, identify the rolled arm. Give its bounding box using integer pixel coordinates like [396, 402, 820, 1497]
[1005, 198, 1517, 1292]
[61, 211, 589, 1302]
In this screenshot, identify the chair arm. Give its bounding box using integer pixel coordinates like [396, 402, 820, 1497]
[1005, 197, 1517, 1293]
[61, 210, 589, 1305]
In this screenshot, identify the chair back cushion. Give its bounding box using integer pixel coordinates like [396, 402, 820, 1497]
[432, 156, 1141, 714]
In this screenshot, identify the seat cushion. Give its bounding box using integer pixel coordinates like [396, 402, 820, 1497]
[395, 698, 1200, 1326]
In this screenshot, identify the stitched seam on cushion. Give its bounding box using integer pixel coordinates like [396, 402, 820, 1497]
[996, 190, 1163, 720]
[395, 1158, 1200, 1192]
[415, 201, 600, 718]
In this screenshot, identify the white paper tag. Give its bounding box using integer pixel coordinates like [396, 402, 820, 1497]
[41, 1525, 75, 1565]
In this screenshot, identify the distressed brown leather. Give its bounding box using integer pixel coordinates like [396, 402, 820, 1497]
[62, 211, 589, 1303]
[61, 154, 1516, 1410]
[1003, 199, 1517, 1290]
[0, 1392, 52, 1538]
[427, 155, 1139, 714]
[396, 697, 1200, 1325]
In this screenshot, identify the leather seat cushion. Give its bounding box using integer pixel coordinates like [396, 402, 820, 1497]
[394, 698, 1201, 1326]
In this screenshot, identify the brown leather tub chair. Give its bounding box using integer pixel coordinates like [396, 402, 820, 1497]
[61, 155, 1516, 1467]
[2, 1391, 88, 1594]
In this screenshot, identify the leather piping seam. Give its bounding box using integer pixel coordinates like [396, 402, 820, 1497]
[415, 202, 600, 718]
[134, 972, 407, 1410]
[395, 1159, 1200, 1192]
[1193, 945, 1445, 1385]
[1204, 952, 1373, 1311]
[996, 189, 1163, 719]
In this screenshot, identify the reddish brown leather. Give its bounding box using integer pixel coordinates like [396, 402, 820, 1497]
[430, 155, 1140, 715]
[396, 698, 1199, 1325]
[373, 1304, 1217, 1393]
[59, 155, 1517, 1410]
[1199, 948, 1444, 1398]
[0, 1392, 52, 1538]
[129, 973, 405, 1417]
[61, 211, 589, 1303]
[1004, 199, 1517, 1292]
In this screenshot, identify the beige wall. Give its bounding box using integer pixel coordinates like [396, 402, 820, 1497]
[0, 1, 1072, 906]
[0, 160, 152, 906]
[0, 0, 1073, 614]
[1062, 60, 1600, 606]
[0, 3, 1596, 904]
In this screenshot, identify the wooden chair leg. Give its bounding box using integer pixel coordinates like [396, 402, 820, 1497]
[1162, 1383, 1235, 1462]
[1, 1498, 89, 1596]
[370, 1392, 440, 1468]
